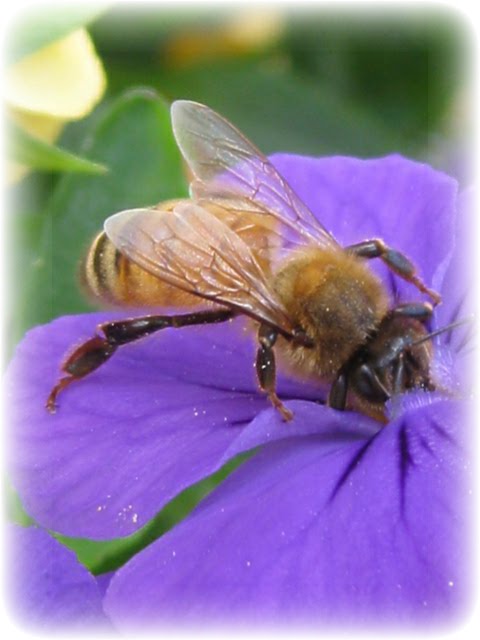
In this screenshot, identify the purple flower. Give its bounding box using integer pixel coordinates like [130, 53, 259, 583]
[6, 154, 472, 629]
[7, 524, 110, 631]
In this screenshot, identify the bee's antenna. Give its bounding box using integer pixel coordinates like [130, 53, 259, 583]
[409, 316, 474, 348]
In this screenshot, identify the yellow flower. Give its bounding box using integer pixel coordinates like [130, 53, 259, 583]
[6, 28, 106, 182]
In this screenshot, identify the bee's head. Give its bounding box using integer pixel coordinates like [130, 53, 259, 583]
[347, 315, 470, 421]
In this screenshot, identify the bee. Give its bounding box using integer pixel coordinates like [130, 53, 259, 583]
[47, 100, 444, 422]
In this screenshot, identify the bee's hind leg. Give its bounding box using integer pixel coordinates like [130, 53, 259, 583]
[256, 324, 293, 422]
[46, 309, 234, 413]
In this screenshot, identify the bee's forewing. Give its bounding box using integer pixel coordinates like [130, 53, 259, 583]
[104, 202, 295, 335]
[171, 100, 339, 251]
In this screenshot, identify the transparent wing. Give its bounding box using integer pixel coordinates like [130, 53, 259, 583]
[104, 201, 295, 335]
[171, 100, 339, 251]
[151, 197, 283, 271]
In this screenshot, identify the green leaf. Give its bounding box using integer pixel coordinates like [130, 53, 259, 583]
[14, 88, 188, 335]
[5, 479, 34, 527]
[9, 122, 107, 175]
[7, 6, 108, 62]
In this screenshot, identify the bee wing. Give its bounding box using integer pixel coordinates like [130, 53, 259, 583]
[104, 201, 295, 335]
[171, 100, 339, 251]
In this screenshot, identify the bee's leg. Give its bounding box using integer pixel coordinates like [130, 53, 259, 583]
[392, 353, 407, 395]
[391, 303, 437, 393]
[390, 301, 433, 322]
[46, 336, 116, 413]
[46, 309, 234, 413]
[346, 239, 441, 305]
[256, 324, 293, 422]
[328, 370, 349, 410]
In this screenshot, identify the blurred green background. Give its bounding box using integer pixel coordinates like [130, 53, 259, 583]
[6, 4, 472, 573]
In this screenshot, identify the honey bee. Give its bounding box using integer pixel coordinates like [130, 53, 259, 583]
[47, 100, 444, 422]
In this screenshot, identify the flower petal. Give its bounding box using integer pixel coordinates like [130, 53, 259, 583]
[218, 399, 379, 467]
[7, 524, 109, 631]
[427, 187, 474, 394]
[435, 187, 473, 340]
[5, 29, 106, 119]
[7, 153, 461, 545]
[104, 397, 471, 629]
[6, 312, 321, 539]
[271, 154, 457, 301]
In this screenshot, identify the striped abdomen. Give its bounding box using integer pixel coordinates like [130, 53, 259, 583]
[81, 231, 202, 309]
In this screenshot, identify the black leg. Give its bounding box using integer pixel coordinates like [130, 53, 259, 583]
[390, 301, 433, 322]
[392, 353, 406, 395]
[328, 370, 349, 410]
[255, 324, 293, 421]
[346, 239, 441, 305]
[46, 309, 234, 412]
[351, 363, 390, 404]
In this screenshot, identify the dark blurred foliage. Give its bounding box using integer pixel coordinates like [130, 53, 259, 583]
[88, 5, 470, 162]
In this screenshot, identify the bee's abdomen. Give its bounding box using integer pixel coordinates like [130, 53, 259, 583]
[81, 231, 201, 308]
[81, 231, 121, 304]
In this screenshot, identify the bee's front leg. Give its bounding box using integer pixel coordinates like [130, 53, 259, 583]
[346, 239, 441, 305]
[256, 324, 293, 422]
[328, 370, 349, 410]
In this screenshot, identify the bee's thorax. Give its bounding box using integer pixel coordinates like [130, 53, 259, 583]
[273, 247, 389, 379]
